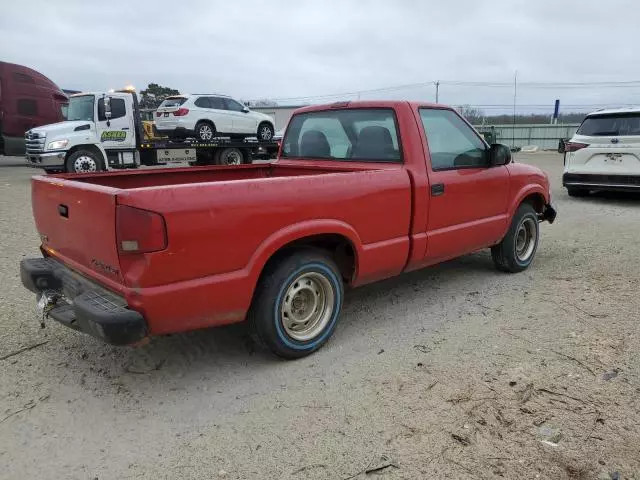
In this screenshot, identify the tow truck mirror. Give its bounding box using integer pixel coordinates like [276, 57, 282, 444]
[242, 106, 250, 113]
[104, 97, 112, 120]
[489, 143, 512, 166]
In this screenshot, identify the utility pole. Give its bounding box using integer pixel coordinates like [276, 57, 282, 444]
[434, 80, 440, 103]
[512, 70, 518, 148]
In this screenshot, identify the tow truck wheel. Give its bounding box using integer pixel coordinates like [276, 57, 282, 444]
[215, 147, 245, 166]
[65, 149, 105, 174]
[258, 122, 274, 142]
[249, 249, 344, 359]
[195, 121, 216, 142]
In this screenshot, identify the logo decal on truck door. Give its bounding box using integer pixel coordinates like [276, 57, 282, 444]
[100, 131, 127, 142]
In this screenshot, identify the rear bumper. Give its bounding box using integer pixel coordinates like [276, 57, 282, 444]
[25, 151, 66, 169]
[20, 258, 147, 345]
[563, 172, 640, 191]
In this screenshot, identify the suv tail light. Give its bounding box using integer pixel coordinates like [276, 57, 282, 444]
[173, 108, 190, 117]
[565, 142, 589, 152]
[156, 111, 162, 117]
[116, 205, 167, 255]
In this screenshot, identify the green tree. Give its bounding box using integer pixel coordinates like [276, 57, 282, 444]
[139, 83, 180, 110]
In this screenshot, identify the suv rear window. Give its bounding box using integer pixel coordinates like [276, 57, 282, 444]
[159, 97, 187, 108]
[282, 108, 401, 162]
[578, 113, 640, 136]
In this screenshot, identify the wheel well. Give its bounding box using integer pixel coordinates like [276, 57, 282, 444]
[65, 145, 105, 164]
[521, 193, 545, 213]
[263, 234, 356, 284]
[258, 121, 274, 130]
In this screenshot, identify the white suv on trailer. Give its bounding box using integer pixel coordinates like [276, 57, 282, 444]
[563, 107, 640, 196]
[155, 94, 275, 142]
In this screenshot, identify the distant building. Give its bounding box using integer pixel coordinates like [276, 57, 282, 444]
[252, 105, 306, 132]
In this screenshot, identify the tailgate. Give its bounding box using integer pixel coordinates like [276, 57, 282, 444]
[31, 176, 125, 285]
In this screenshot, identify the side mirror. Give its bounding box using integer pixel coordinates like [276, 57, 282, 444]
[489, 143, 512, 166]
[104, 96, 112, 126]
[242, 106, 250, 113]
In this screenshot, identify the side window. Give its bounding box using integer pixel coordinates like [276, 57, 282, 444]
[419, 108, 487, 170]
[17, 98, 38, 116]
[110, 98, 126, 119]
[225, 98, 245, 112]
[209, 97, 226, 110]
[194, 97, 209, 108]
[282, 108, 401, 162]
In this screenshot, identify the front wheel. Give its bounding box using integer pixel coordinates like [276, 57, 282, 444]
[248, 249, 344, 359]
[65, 149, 105, 173]
[491, 203, 539, 273]
[257, 122, 274, 142]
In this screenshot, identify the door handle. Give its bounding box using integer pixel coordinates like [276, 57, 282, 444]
[121, 127, 129, 130]
[431, 183, 445, 196]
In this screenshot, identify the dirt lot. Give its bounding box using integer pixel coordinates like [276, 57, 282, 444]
[0, 152, 639, 480]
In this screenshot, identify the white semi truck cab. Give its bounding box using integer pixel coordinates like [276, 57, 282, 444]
[25, 90, 144, 173]
[25, 89, 280, 173]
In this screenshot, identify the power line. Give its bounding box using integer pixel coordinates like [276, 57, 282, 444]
[258, 79, 640, 103]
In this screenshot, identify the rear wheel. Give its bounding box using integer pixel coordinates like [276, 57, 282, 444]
[215, 147, 245, 165]
[248, 249, 344, 359]
[257, 122, 274, 142]
[567, 187, 589, 197]
[491, 203, 539, 273]
[65, 149, 105, 174]
[195, 121, 215, 142]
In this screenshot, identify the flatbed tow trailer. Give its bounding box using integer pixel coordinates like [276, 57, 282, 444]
[25, 89, 279, 173]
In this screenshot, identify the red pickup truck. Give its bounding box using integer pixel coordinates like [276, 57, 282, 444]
[20, 101, 556, 358]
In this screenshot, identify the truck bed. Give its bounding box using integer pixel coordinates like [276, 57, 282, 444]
[69, 163, 372, 189]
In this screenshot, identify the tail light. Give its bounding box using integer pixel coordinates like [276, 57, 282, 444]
[156, 111, 162, 117]
[116, 205, 167, 254]
[565, 142, 589, 152]
[173, 108, 190, 117]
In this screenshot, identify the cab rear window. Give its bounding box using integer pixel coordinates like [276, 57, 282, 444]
[159, 97, 187, 108]
[282, 108, 401, 162]
[578, 113, 640, 136]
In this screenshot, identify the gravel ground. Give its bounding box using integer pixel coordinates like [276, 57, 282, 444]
[0, 153, 639, 480]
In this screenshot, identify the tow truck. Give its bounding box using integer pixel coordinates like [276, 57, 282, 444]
[24, 88, 279, 173]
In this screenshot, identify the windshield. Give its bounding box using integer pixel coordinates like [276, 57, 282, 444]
[67, 95, 95, 122]
[61, 104, 69, 120]
[577, 113, 640, 136]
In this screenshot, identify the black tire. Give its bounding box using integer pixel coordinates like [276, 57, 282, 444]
[65, 149, 105, 174]
[215, 147, 245, 165]
[491, 203, 539, 273]
[248, 249, 344, 359]
[195, 121, 216, 142]
[567, 187, 589, 197]
[257, 122, 274, 142]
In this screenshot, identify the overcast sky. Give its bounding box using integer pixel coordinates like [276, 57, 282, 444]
[2, 0, 640, 114]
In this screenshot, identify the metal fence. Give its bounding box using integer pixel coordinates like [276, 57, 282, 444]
[474, 124, 580, 150]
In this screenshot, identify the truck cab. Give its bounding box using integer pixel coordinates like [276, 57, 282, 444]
[25, 91, 142, 173]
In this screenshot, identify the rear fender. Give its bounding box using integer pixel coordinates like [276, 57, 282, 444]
[245, 219, 363, 287]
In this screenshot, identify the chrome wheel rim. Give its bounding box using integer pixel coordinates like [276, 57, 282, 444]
[260, 126, 272, 140]
[281, 272, 334, 342]
[199, 125, 213, 140]
[515, 217, 537, 262]
[73, 155, 97, 173]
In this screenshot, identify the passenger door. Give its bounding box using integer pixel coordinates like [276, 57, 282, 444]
[207, 96, 234, 135]
[224, 98, 256, 134]
[97, 96, 136, 150]
[419, 108, 510, 263]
